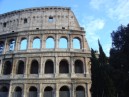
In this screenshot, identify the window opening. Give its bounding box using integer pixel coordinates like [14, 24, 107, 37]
[20, 38, 27, 50]
[45, 60, 54, 74]
[48, 17, 54, 22]
[24, 18, 27, 24]
[59, 60, 69, 73]
[59, 38, 67, 48]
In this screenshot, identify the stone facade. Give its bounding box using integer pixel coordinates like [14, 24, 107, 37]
[0, 7, 91, 97]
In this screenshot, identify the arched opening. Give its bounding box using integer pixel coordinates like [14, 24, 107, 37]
[29, 86, 37, 97]
[0, 41, 4, 54]
[13, 87, 22, 97]
[3, 61, 12, 75]
[16, 60, 24, 74]
[59, 37, 67, 48]
[9, 39, 15, 51]
[30, 60, 39, 74]
[73, 38, 81, 49]
[32, 37, 40, 49]
[59, 60, 69, 73]
[44, 86, 53, 97]
[75, 60, 84, 73]
[45, 60, 54, 74]
[59, 86, 70, 97]
[46, 37, 54, 48]
[20, 38, 27, 50]
[76, 86, 85, 97]
[0, 86, 8, 97]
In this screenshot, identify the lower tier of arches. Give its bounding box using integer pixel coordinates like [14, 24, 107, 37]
[0, 82, 91, 97]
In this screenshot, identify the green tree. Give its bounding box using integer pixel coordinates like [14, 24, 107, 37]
[110, 24, 129, 97]
[91, 41, 115, 97]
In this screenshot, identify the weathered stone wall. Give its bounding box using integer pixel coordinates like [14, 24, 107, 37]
[0, 7, 91, 97]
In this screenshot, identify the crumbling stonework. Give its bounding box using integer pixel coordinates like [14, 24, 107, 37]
[0, 7, 91, 97]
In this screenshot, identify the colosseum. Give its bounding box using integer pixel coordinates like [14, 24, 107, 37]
[0, 6, 91, 97]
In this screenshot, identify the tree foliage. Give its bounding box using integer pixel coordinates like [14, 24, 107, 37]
[91, 41, 115, 97]
[110, 24, 129, 97]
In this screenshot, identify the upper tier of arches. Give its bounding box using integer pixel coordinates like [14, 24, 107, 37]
[0, 32, 90, 54]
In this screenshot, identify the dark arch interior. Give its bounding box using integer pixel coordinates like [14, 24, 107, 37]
[44, 87, 53, 91]
[75, 60, 83, 73]
[45, 60, 54, 74]
[3, 61, 12, 75]
[29, 86, 37, 91]
[59, 60, 69, 73]
[17, 60, 24, 74]
[15, 87, 22, 92]
[44, 86, 53, 97]
[60, 86, 70, 97]
[60, 86, 69, 91]
[30, 60, 38, 74]
[0, 86, 8, 92]
[76, 86, 84, 91]
[76, 86, 85, 97]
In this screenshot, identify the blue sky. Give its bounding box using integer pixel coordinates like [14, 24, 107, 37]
[0, 0, 129, 56]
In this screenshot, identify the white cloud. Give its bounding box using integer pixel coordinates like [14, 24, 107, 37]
[108, 0, 129, 24]
[81, 16, 105, 49]
[90, 0, 106, 10]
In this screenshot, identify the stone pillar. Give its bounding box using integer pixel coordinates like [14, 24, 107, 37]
[55, 34, 59, 50]
[0, 59, 2, 75]
[72, 84, 75, 97]
[87, 83, 91, 97]
[11, 59, 16, 78]
[55, 56, 58, 77]
[8, 85, 12, 97]
[39, 57, 43, 78]
[71, 57, 74, 77]
[27, 35, 31, 50]
[42, 36, 46, 49]
[56, 84, 59, 97]
[86, 58, 90, 77]
[38, 84, 42, 97]
[69, 35, 73, 51]
[3, 39, 7, 54]
[24, 58, 28, 78]
[23, 84, 27, 97]
[14, 37, 19, 52]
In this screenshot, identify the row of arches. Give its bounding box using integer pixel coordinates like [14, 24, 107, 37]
[2, 59, 84, 75]
[0, 37, 81, 53]
[0, 85, 85, 97]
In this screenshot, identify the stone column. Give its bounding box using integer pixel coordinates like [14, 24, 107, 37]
[24, 58, 28, 78]
[87, 83, 91, 97]
[42, 35, 46, 49]
[86, 58, 90, 77]
[27, 35, 31, 51]
[71, 57, 74, 77]
[39, 57, 43, 78]
[69, 35, 73, 51]
[3, 39, 7, 54]
[14, 37, 19, 52]
[0, 59, 2, 75]
[8, 85, 12, 97]
[38, 84, 42, 97]
[55, 56, 58, 77]
[56, 84, 59, 97]
[23, 84, 27, 97]
[55, 34, 59, 50]
[72, 84, 75, 97]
